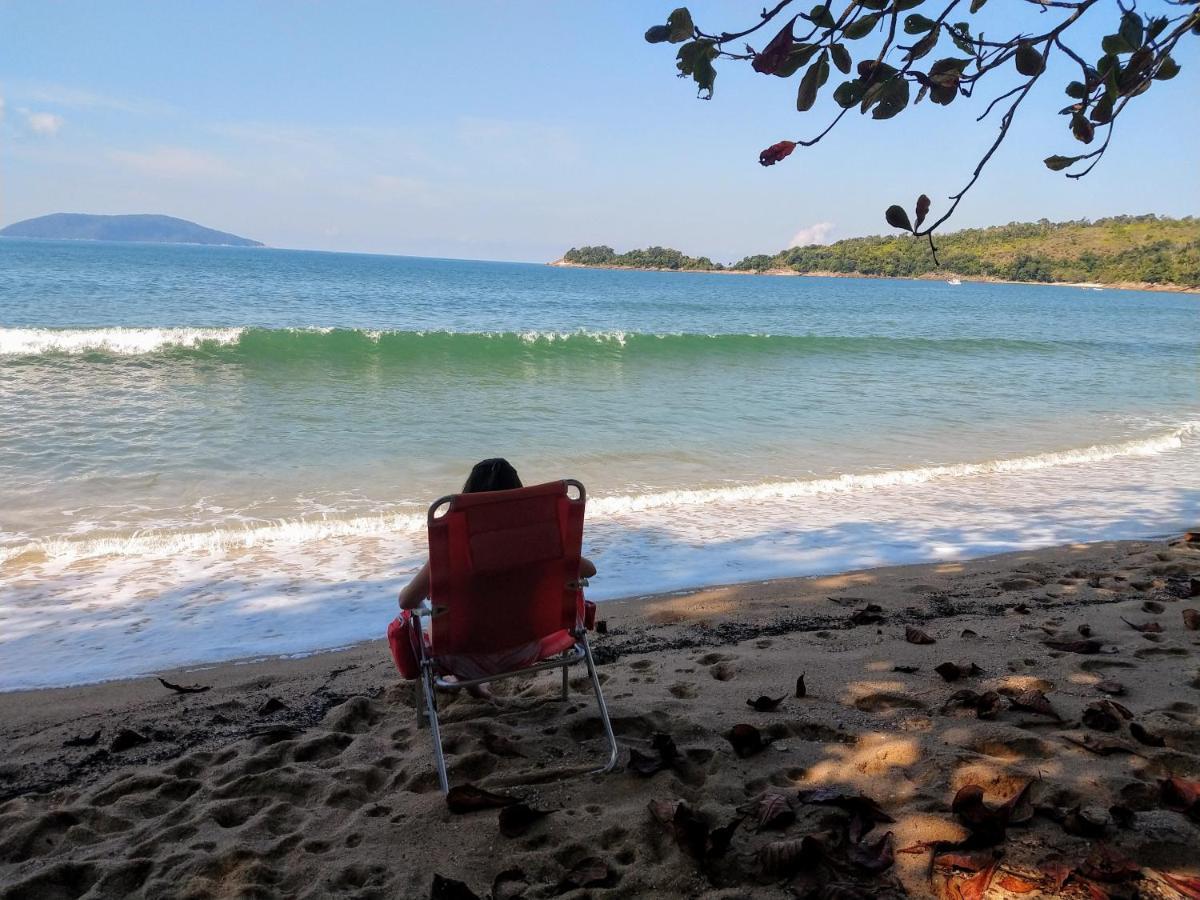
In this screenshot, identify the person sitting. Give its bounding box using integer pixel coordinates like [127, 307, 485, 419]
[398, 456, 597, 607]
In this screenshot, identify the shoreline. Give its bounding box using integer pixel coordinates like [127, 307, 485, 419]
[547, 258, 1200, 294]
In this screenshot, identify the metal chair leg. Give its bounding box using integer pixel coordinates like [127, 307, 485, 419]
[422, 664, 450, 794]
[415, 675, 426, 729]
[581, 634, 619, 773]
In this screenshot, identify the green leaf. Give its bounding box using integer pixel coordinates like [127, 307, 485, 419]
[948, 23, 974, 55]
[1070, 112, 1095, 144]
[667, 7, 694, 43]
[885, 205, 914, 232]
[676, 40, 718, 97]
[796, 52, 831, 111]
[1119, 12, 1143, 51]
[830, 43, 852, 75]
[906, 27, 939, 63]
[1146, 16, 1168, 42]
[645, 25, 672, 44]
[1089, 93, 1114, 124]
[1015, 41, 1044, 77]
[904, 14, 936, 35]
[833, 79, 866, 108]
[1065, 81, 1088, 99]
[857, 0, 888, 9]
[1101, 33, 1133, 56]
[843, 13, 879, 40]
[774, 43, 822, 78]
[969, 0, 987, 12]
[894, 0, 924, 10]
[809, 3, 835, 29]
[865, 77, 910, 120]
[1154, 55, 1180, 81]
[1043, 155, 1084, 172]
[914, 194, 931, 230]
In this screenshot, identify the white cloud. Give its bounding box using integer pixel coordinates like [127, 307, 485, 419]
[108, 146, 235, 179]
[0, 95, 6, 124]
[788, 222, 835, 247]
[15, 82, 172, 115]
[22, 110, 64, 136]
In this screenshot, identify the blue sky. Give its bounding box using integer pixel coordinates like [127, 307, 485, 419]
[1, 1, 1196, 262]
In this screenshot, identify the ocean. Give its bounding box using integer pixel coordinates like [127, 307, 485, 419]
[1, 238, 1197, 690]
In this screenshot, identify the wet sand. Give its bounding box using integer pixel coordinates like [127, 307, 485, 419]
[1, 536, 1198, 898]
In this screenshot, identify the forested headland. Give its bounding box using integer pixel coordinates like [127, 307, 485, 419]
[556, 215, 1199, 289]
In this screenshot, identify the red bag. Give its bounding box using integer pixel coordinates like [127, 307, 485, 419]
[387, 611, 422, 679]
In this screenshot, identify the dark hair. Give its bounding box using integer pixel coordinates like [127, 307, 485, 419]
[462, 458, 522, 493]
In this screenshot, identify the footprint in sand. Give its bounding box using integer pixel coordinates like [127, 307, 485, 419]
[668, 682, 698, 699]
[852, 692, 927, 713]
[709, 662, 737, 681]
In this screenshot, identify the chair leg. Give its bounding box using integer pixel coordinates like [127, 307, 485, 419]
[415, 676, 426, 729]
[561, 664, 569, 700]
[580, 634, 619, 773]
[422, 665, 450, 794]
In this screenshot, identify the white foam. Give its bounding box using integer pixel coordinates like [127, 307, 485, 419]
[0, 326, 244, 355]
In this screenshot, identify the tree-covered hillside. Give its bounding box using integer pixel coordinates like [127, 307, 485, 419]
[561, 245, 723, 271]
[735, 215, 1199, 286]
[561, 216, 1199, 287]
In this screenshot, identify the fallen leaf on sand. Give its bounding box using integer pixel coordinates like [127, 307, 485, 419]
[942, 858, 1000, 900]
[905, 626, 936, 644]
[850, 604, 884, 625]
[557, 857, 609, 891]
[63, 729, 101, 748]
[961, 629, 978, 638]
[445, 783, 518, 814]
[1062, 734, 1143, 756]
[1044, 638, 1103, 654]
[1083, 700, 1132, 732]
[795, 672, 807, 698]
[726, 723, 771, 757]
[893, 665, 921, 673]
[759, 834, 826, 875]
[1161, 872, 1200, 899]
[431, 874, 480, 900]
[1121, 617, 1163, 634]
[660, 801, 740, 860]
[997, 873, 1038, 894]
[157, 677, 211, 694]
[1079, 844, 1140, 883]
[1078, 624, 1093, 637]
[941, 689, 1004, 720]
[627, 732, 680, 776]
[1129, 721, 1165, 747]
[1061, 805, 1109, 838]
[1160, 776, 1200, 820]
[952, 782, 1033, 845]
[847, 830, 894, 873]
[1184, 608, 1199, 630]
[1011, 689, 1059, 719]
[498, 802, 550, 838]
[648, 798, 680, 824]
[739, 792, 794, 831]
[1141, 600, 1165, 614]
[257, 697, 287, 715]
[747, 695, 786, 712]
[1096, 680, 1125, 695]
[935, 661, 983, 682]
[798, 787, 894, 842]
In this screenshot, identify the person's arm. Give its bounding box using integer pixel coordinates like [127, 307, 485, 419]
[579, 556, 597, 579]
[398, 561, 430, 610]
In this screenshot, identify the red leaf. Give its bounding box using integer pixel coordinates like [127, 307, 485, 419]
[759, 140, 797, 166]
[1161, 776, 1200, 820]
[739, 791, 794, 831]
[997, 873, 1038, 894]
[1162, 872, 1200, 899]
[945, 859, 1000, 900]
[752, 16, 799, 75]
[1079, 844, 1140, 883]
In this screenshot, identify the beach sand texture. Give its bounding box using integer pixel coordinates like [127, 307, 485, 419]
[2, 538, 1198, 898]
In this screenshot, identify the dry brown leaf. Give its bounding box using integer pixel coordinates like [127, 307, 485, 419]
[1161, 776, 1200, 820]
[1129, 721, 1165, 747]
[747, 694, 786, 712]
[944, 859, 1000, 900]
[1184, 608, 1199, 630]
[1079, 844, 1140, 883]
[647, 798, 680, 824]
[1096, 680, 1125, 695]
[847, 830, 894, 873]
[795, 672, 807, 698]
[1044, 638, 1103, 653]
[759, 835, 825, 875]
[742, 792, 794, 831]
[557, 857, 609, 891]
[905, 625, 936, 644]
[1161, 872, 1200, 899]
[1062, 734, 1143, 756]
[996, 873, 1038, 894]
[1121, 617, 1163, 633]
[445, 783, 517, 814]
[935, 661, 983, 682]
[726, 723, 770, 757]
[1011, 689, 1058, 719]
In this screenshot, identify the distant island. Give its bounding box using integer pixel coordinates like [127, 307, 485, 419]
[0, 213, 263, 247]
[553, 215, 1199, 291]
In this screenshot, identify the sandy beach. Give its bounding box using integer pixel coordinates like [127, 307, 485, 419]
[2, 536, 1198, 898]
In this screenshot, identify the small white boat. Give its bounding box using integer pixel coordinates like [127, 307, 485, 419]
[947, 277, 962, 285]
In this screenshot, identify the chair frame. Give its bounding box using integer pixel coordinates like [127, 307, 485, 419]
[413, 483, 619, 794]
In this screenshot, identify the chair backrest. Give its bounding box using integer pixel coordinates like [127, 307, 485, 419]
[427, 479, 585, 667]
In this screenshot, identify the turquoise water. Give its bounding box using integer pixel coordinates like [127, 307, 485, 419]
[1, 238, 1197, 688]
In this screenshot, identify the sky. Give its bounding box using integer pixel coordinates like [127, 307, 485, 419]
[1, 1, 1197, 263]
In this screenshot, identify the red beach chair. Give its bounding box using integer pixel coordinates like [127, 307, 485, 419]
[388, 479, 618, 793]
